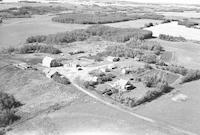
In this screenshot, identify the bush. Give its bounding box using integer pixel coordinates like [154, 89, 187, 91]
[181, 70, 200, 83]
[19, 44, 62, 54]
[144, 22, 153, 28]
[0, 92, 21, 127]
[52, 72, 70, 85]
[127, 39, 163, 53]
[26, 35, 47, 43]
[83, 81, 97, 90]
[141, 54, 157, 64]
[50, 60, 63, 67]
[159, 34, 186, 42]
[160, 65, 188, 76]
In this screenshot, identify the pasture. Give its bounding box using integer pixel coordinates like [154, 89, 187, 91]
[0, 15, 88, 48]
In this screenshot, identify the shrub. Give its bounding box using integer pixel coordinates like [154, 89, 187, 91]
[0, 92, 21, 127]
[135, 81, 170, 106]
[143, 73, 167, 88]
[83, 81, 97, 90]
[26, 35, 47, 43]
[161, 65, 188, 76]
[50, 60, 63, 67]
[144, 64, 153, 70]
[161, 19, 171, 24]
[159, 34, 186, 42]
[19, 44, 62, 54]
[52, 72, 70, 85]
[141, 54, 157, 64]
[181, 70, 200, 83]
[144, 22, 153, 28]
[127, 39, 163, 53]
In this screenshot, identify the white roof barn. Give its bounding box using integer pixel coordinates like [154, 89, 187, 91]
[42, 56, 54, 68]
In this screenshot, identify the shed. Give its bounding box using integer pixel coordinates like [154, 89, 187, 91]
[42, 56, 54, 67]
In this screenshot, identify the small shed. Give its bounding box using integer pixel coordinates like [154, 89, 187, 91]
[42, 56, 54, 68]
[42, 56, 62, 68]
[110, 79, 135, 92]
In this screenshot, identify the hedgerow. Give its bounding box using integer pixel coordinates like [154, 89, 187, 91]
[181, 70, 200, 83]
[159, 34, 186, 42]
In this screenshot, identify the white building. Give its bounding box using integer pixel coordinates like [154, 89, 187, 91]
[42, 56, 54, 68]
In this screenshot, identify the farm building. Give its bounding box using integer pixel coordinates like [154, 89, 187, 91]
[106, 56, 120, 62]
[42, 56, 54, 67]
[42, 56, 62, 68]
[110, 79, 135, 92]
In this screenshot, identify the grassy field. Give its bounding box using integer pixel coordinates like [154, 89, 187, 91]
[0, 15, 88, 48]
[135, 79, 200, 135]
[152, 39, 200, 69]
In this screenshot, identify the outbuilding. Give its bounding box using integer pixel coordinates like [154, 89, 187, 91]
[42, 56, 62, 68]
[42, 56, 54, 67]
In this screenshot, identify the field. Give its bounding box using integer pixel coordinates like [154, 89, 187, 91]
[0, 15, 88, 48]
[135, 79, 200, 134]
[1, 1, 200, 135]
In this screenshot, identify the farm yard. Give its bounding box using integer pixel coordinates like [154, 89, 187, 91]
[1, 1, 200, 135]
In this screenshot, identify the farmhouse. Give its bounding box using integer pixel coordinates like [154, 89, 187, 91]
[110, 79, 135, 92]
